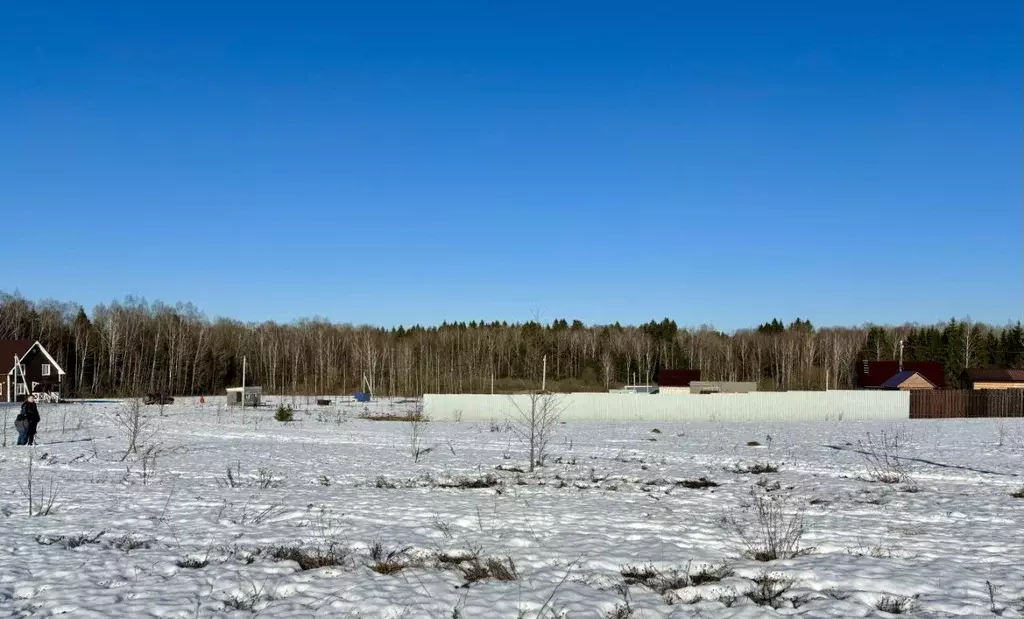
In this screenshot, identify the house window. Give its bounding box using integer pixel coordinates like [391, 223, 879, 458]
[15, 364, 26, 375]
[42, 364, 51, 376]
[15, 383, 27, 396]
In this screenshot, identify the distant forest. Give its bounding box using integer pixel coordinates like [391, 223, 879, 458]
[1, 293, 1021, 397]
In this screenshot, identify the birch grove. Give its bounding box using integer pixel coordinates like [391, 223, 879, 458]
[0, 292, 1020, 397]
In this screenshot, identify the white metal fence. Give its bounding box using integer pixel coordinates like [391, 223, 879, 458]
[423, 391, 909, 422]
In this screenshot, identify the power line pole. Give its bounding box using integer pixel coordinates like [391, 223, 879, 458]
[241, 355, 247, 409]
[541, 355, 547, 392]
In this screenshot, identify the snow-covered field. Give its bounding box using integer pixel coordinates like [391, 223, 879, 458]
[1, 396, 1022, 618]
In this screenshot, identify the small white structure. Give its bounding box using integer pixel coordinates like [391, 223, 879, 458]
[226, 386, 262, 407]
[609, 385, 656, 394]
[689, 381, 758, 394]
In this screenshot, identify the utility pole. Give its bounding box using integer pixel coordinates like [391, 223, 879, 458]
[898, 340, 904, 372]
[541, 355, 547, 392]
[241, 355, 247, 409]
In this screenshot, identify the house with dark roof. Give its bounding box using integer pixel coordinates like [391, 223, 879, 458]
[0, 340, 66, 402]
[879, 370, 935, 391]
[858, 360, 945, 389]
[965, 369, 1024, 390]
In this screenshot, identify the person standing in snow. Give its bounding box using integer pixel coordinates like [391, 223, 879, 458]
[15, 395, 40, 445]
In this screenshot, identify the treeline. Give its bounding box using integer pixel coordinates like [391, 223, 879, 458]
[0, 292, 1021, 397]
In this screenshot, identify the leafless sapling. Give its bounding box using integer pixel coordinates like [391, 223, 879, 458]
[19, 448, 60, 517]
[508, 392, 564, 472]
[110, 398, 160, 461]
[409, 409, 432, 462]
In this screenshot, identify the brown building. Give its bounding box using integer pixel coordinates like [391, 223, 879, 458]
[0, 340, 66, 402]
[858, 360, 945, 389]
[965, 369, 1024, 390]
[880, 370, 935, 391]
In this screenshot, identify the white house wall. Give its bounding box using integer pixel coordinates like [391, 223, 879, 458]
[423, 391, 910, 422]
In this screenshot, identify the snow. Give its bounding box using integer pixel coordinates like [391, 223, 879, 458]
[1, 396, 1022, 617]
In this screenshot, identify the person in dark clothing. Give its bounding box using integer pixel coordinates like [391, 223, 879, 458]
[15, 395, 40, 446]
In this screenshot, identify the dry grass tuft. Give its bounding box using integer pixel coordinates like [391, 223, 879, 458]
[268, 544, 351, 571]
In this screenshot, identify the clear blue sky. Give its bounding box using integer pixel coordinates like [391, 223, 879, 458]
[2, 1, 1020, 330]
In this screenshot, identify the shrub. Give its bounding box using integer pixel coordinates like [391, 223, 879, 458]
[876, 594, 914, 614]
[37, 530, 105, 549]
[1011, 488, 1024, 499]
[433, 547, 519, 585]
[176, 557, 209, 569]
[113, 534, 149, 552]
[725, 490, 808, 562]
[375, 476, 397, 489]
[675, 477, 719, 489]
[688, 563, 735, 586]
[431, 515, 454, 539]
[257, 467, 280, 488]
[275, 404, 294, 422]
[859, 432, 910, 485]
[729, 462, 779, 474]
[218, 463, 281, 488]
[621, 564, 677, 593]
[359, 410, 425, 422]
[269, 544, 351, 571]
[438, 474, 500, 489]
[458, 556, 518, 584]
[745, 570, 797, 609]
[223, 586, 264, 612]
[621, 562, 733, 596]
[495, 464, 526, 473]
[716, 587, 739, 607]
[368, 540, 414, 575]
[221, 463, 242, 488]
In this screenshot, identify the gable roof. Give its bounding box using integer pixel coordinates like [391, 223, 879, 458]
[966, 368, 1024, 383]
[0, 340, 35, 374]
[656, 369, 701, 387]
[858, 360, 945, 389]
[0, 340, 66, 376]
[881, 370, 934, 389]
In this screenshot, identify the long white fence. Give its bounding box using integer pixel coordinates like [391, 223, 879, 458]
[423, 391, 910, 422]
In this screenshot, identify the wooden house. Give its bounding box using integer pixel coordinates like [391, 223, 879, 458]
[965, 369, 1024, 390]
[858, 360, 945, 389]
[880, 370, 935, 391]
[0, 340, 66, 402]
